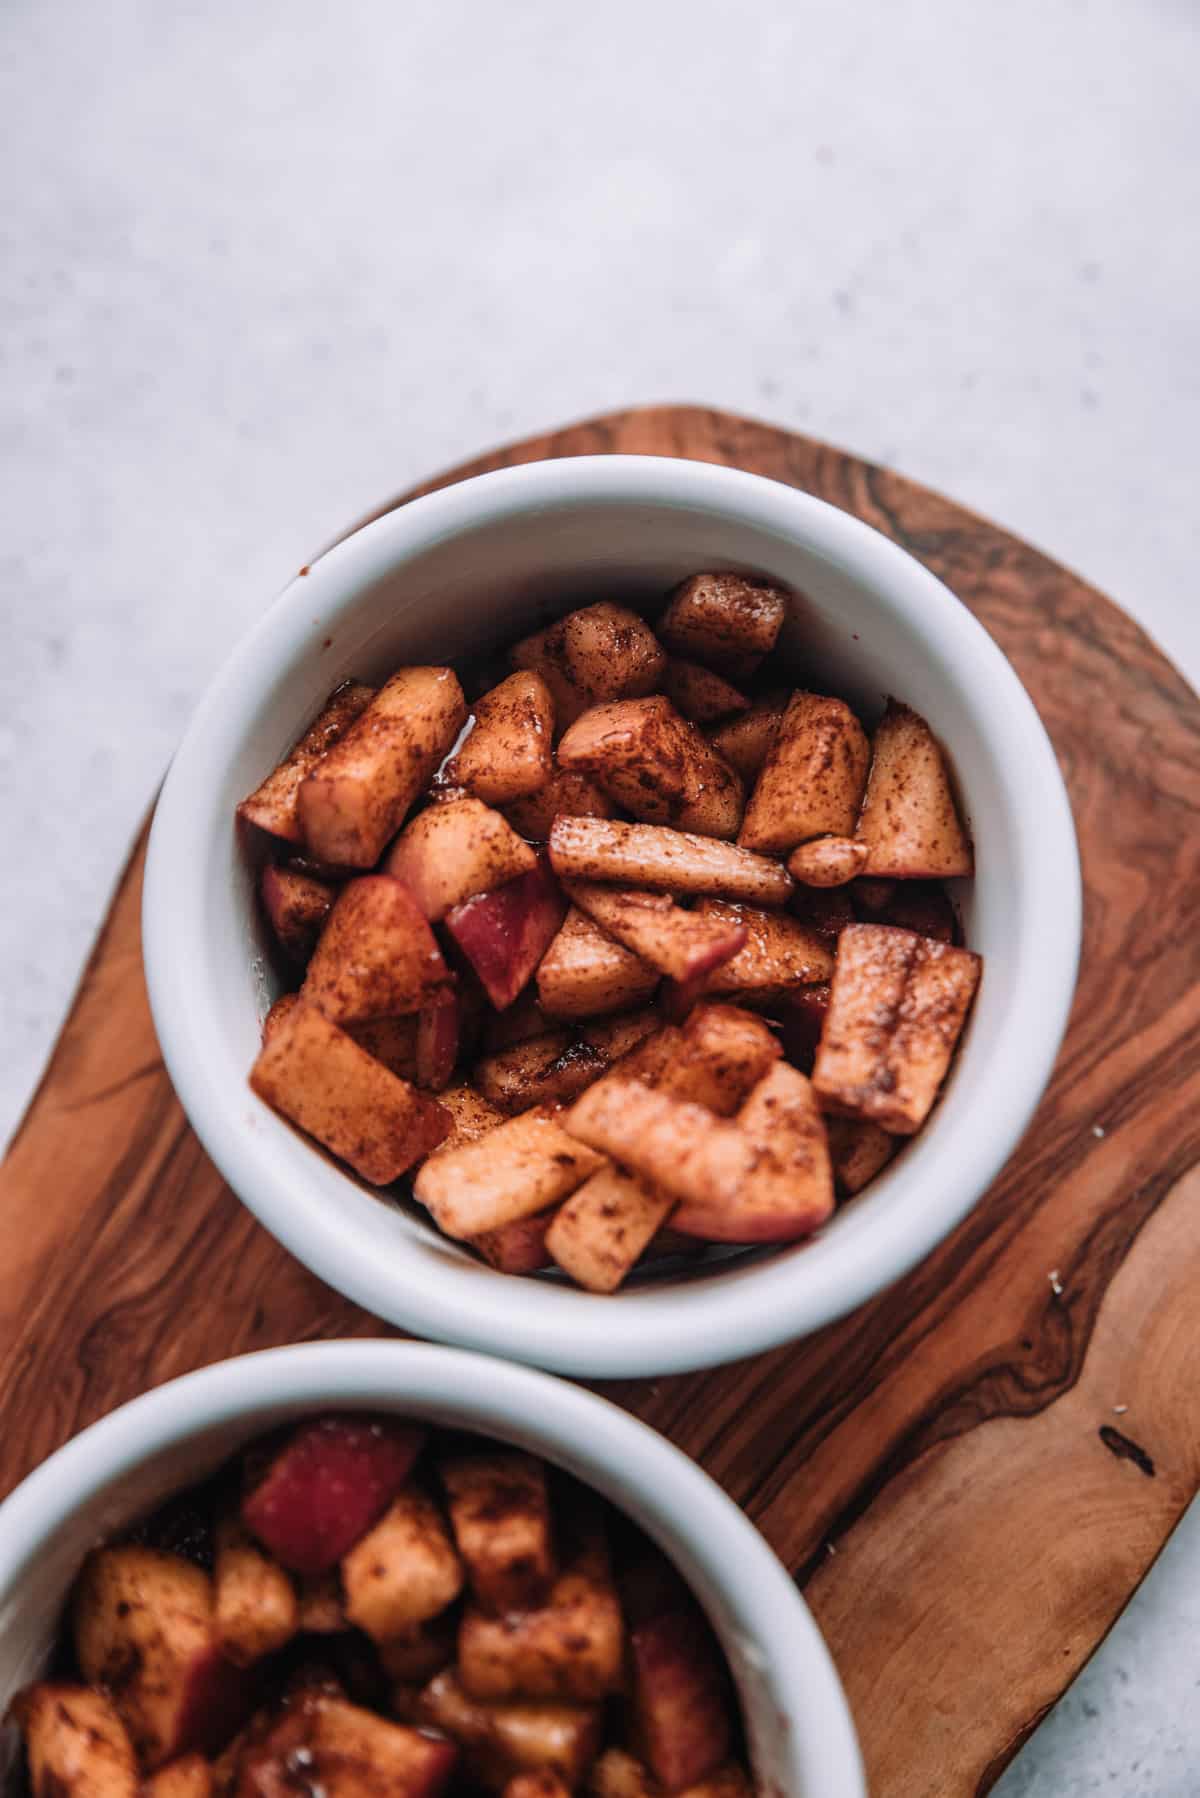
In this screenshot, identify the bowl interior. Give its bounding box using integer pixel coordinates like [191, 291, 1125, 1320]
[0, 1345, 864, 1795]
[146, 457, 1079, 1374]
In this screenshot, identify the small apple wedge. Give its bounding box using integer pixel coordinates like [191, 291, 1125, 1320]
[440, 1449, 556, 1613]
[536, 906, 660, 1020]
[249, 1001, 451, 1184]
[626, 1598, 733, 1792]
[214, 1516, 299, 1667]
[259, 864, 334, 963]
[564, 883, 746, 985]
[825, 1114, 898, 1194]
[812, 922, 982, 1132]
[739, 690, 870, 855]
[444, 857, 567, 1010]
[12, 1682, 139, 1797]
[503, 762, 616, 841]
[558, 698, 744, 839]
[475, 1030, 607, 1115]
[457, 1543, 623, 1704]
[548, 818, 793, 907]
[662, 659, 749, 724]
[705, 692, 786, 783]
[416, 992, 460, 1090]
[237, 680, 375, 844]
[682, 900, 834, 1003]
[417, 1669, 602, 1790]
[511, 603, 665, 729]
[241, 1414, 427, 1575]
[670, 1062, 834, 1243]
[855, 699, 974, 877]
[385, 796, 537, 922]
[441, 671, 555, 804]
[413, 1107, 605, 1239]
[297, 665, 466, 867]
[342, 1487, 463, 1640]
[72, 1548, 244, 1770]
[545, 1165, 675, 1294]
[658, 572, 788, 681]
[503, 1774, 572, 1798]
[472, 1207, 558, 1274]
[301, 877, 454, 1025]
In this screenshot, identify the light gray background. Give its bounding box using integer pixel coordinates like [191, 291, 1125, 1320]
[3, 1, 1197, 1791]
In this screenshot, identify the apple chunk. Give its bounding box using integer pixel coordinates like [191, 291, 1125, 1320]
[855, 699, 974, 877]
[237, 680, 375, 844]
[342, 1487, 463, 1640]
[662, 659, 749, 724]
[812, 922, 982, 1132]
[440, 1449, 556, 1613]
[298, 665, 466, 867]
[259, 864, 334, 964]
[536, 906, 660, 1020]
[414, 1107, 603, 1239]
[545, 1165, 674, 1294]
[237, 1692, 457, 1798]
[658, 572, 788, 681]
[472, 1208, 558, 1274]
[416, 992, 460, 1090]
[624, 1585, 733, 1792]
[72, 1547, 244, 1770]
[475, 1030, 606, 1115]
[417, 1669, 602, 1790]
[444, 857, 567, 1010]
[503, 763, 616, 841]
[684, 899, 834, 1002]
[511, 603, 665, 729]
[241, 1414, 426, 1575]
[457, 1543, 623, 1704]
[301, 877, 454, 1025]
[739, 690, 870, 855]
[249, 1001, 451, 1184]
[12, 1682, 139, 1797]
[548, 818, 793, 907]
[706, 692, 786, 783]
[564, 883, 746, 985]
[385, 796, 537, 921]
[558, 698, 744, 839]
[441, 671, 555, 804]
[214, 1516, 299, 1667]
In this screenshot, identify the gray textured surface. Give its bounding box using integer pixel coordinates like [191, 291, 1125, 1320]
[2, 0, 1198, 1789]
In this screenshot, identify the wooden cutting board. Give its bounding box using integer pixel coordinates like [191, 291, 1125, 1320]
[3, 406, 1198, 1796]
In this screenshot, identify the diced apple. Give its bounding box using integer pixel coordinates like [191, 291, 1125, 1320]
[457, 1556, 623, 1704]
[739, 691, 870, 855]
[441, 671, 555, 804]
[144, 1754, 213, 1797]
[241, 1415, 427, 1576]
[670, 1062, 834, 1243]
[417, 993, 460, 1090]
[342, 1487, 463, 1641]
[563, 1080, 749, 1212]
[786, 835, 870, 887]
[295, 666, 466, 867]
[385, 797, 538, 921]
[260, 865, 334, 964]
[684, 900, 834, 1002]
[812, 922, 982, 1132]
[565, 883, 746, 985]
[558, 698, 744, 839]
[249, 1002, 451, 1184]
[548, 818, 793, 907]
[475, 1030, 607, 1115]
[706, 692, 786, 783]
[775, 982, 830, 1074]
[662, 660, 749, 724]
[301, 877, 454, 1025]
[72, 1548, 244, 1771]
[420, 1082, 506, 1157]
[235, 1692, 457, 1798]
[666, 1002, 782, 1115]
[627, 1601, 733, 1793]
[504, 764, 617, 842]
[345, 1013, 420, 1080]
[413, 1108, 605, 1239]
[855, 699, 974, 877]
[472, 1207, 558, 1274]
[658, 572, 788, 681]
[418, 1669, 602, 1791]
[578, 1005, 663, 1063]
[512, 604, 666, 729]
[444, 858, 567, 1010]
[545, 1165, 675, 1294]
[824, 1114, 898, 1194]
[12, 1682, 139, 1797]
[214, 1516, 299, 1667]
[377, 1611, 458, 1685]
[237, 681, 375, 844]
[440, 1450, 556, 1613]
[536, 906, 661, 1020]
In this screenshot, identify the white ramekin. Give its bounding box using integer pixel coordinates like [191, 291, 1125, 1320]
[143, 455, 1081, 1376]
[0, 1341, 864, 1796]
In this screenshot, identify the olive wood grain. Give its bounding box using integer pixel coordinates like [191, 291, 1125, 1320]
[3, 407, 1198, 1797]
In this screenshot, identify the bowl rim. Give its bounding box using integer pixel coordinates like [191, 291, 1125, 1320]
[143, 453, 1082, 1377]
[0, 1340, 866, 1796]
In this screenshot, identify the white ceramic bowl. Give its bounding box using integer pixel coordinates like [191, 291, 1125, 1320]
[0, 1341, 864, 1795]
[144, 455, 1080, 1377]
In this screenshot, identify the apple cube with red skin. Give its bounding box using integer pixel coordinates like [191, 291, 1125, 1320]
[564, 882, 746, 985]
[237, 680, 375, 845]
[234, 1691, 457, 1798]
[444, 857, 567, 1010]
[241, 1414, 426, 1576]
[302, 877, 454, 1026]
[413, 1108, 604, 1239]
[72, 1547, 245, 1771]
[260, 864, 334, 964]
[385, 796, 537, 922]
[13, 1682, 139, 1797]
[625, 1590, 733, 1792]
